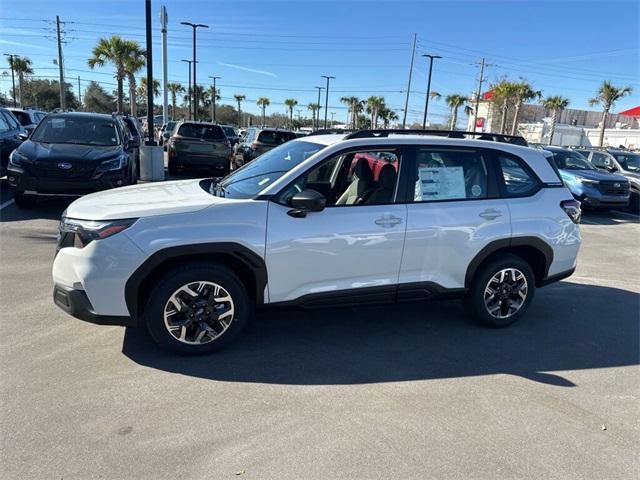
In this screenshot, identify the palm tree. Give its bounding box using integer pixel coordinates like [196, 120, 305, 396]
[307, 102, 320, 128]
[510, 81, 541, 135]
[540, 95, 570, 145]
[167, 82, 184, 119]
[137, 77, 160, 114]
[122, 41, 146, 116]
[445, 94, 468, 130]
[284, 98, 298, 128]
[256, 97, 270, 126]
[234, 94, 246, 126]
[208, 85, 221, 122]
[340, 96, 364, 129]
[491, 80, 519, 134]
[378, 106, 399, 129]
[7, 56, 33, 107]
[589, 81, 633, 147]
[88, 35, 139, 113]
[366, 96, 386, 128]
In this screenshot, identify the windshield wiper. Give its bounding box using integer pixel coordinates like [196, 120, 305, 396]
[220, 170, 288, 188]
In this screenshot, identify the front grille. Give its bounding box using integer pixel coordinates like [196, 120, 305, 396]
[35, 161, 95, 180]
[597, 181, 629, 196]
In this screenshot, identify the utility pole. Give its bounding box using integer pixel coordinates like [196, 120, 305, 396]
[56, 15, 66, 109]
[296, 109, 302, 122]
[3, 54, 17, 107]
[401, 33, 417, 129]
[208, 75, 220, 123]
[77, 75, 81, 108]
[472, 58, 492, 133]
[314, 86, 323, 130]
[321, 75, 335, 129]
[181, 21, 208, 121]
[145, 0, 155, 144]
[181, 59, 193, 119]
[421, 54, 442, 129]
[330, 111, 335, 125]
[160, 6, 169, 123]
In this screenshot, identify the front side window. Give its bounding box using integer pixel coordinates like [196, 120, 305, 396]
[0, 114, 10, 133]
[498, 155, 539, 196]
[2, 111, 20, 130]
[31, 116, 120, 146]
[412, 148, 488, 202]
[257, 130, 296, 145]
[279, 149, 402, 207]
[11, 111, 30, 126]
[214, 140, 325, 199]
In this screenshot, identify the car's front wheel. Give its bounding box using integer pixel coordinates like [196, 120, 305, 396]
[13, 192, 35, 209]
[144, 263, 250, 354]
[467, 254, 535, 327]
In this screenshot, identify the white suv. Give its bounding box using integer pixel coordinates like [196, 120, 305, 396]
[53, 131, 582, 354]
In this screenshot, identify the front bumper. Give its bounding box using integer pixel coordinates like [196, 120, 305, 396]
[7, 165, 127, 195]
[579, 193, 630, 208]
[53, 284, 134, 326]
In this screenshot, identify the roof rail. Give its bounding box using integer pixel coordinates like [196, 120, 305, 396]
[307, 128, 358, 136]
[342, 129, 529, 146]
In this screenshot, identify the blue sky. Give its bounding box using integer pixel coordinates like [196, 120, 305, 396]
[1, 0, 638, 125]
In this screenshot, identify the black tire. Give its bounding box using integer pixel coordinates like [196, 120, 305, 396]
[467, 253, 536, 328]
[629, 192, 640, 214]
[13, 192, 35, 208]
[144, 262, 251, 355]
[168, 160, 179, 176]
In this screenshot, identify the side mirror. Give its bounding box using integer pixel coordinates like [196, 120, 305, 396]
[287, 189, 326, 218]
[17, 132, 29, 141]
[126, 138, 140, 149]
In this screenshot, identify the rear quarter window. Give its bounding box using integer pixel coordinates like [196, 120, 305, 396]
[258, 131, 296, 145]
[497, 154, 541, 197]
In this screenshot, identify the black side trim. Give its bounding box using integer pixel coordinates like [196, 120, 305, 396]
[124, 243, 268, 322]
[465, 237, 554, 287]
[54, 284, 135, 327]
[397, 282, 467, 302]
[541, 267, 576, 286]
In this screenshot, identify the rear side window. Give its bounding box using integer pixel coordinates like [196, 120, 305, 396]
[498, 155, 540, 196]
[177, 123, 225, 140]
[222, 127, 236, 137]
[412, 147, 489, 202]
[257, 130, 295, 145]
[11, 111, 30, 126]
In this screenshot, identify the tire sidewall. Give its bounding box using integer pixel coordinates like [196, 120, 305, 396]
[145, 263, 250, 355]
[469, 255, 536, 327]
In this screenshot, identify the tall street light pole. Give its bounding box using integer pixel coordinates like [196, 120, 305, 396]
[3, 54, 17, 107]
[181, 21, 208, 122]
[181, 59, 194, 120]
[144, 0, 155, 144]
[208, 75, 221, 123]
[321, 75, 335, 129]
[421, 54, 442, 129]
[314, 86, 323, 131]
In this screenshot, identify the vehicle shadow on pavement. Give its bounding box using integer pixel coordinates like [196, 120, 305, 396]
[122, 281, 639, 387]
[0, 197, 72, 222]
[581, 210, 639, 226]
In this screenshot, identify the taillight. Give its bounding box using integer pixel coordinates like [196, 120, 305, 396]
[561, 199, 581, 224]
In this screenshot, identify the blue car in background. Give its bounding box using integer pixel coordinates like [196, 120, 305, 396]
[542, 146, 630, 209]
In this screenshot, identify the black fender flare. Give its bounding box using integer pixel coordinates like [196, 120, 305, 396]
[124, 242, 268, 322]
[464, 237, 554, 288]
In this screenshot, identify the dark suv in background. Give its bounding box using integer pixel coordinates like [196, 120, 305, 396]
[166, 121, 232, 176]
[6, 112, 139, 207]
[233, 127, 296, 169]
[0, 107, 27, 176]
[8, 108, 46, 135]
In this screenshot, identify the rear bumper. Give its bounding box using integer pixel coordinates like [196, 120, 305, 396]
[7, 165, 127, 195]
[53, 284, 134, 326]
[540, 267, 576, 286]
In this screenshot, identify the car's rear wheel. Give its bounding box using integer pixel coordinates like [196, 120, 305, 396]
[467, 254, 535, 327]
[144, 263, 250, 355]
[13, 192, 35, 209]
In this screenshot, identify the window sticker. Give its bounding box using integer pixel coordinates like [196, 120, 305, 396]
[51, 118, 66, 129]
[418, 166, 466, 201]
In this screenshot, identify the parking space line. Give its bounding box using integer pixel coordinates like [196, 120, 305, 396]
[0, 199, 15, 211]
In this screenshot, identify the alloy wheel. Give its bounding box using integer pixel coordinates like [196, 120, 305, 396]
[163, 281, 235, 345]
[483, 268, 528, 319]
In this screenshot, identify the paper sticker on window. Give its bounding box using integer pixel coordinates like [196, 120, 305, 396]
[51, 118, 66, 129]
[418, 167, 466, 201]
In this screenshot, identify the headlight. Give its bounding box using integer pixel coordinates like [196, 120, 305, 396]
[9, 150, 28, 166]
[96, 156, 124, 173]
[575, 175, 599, 185]
[59, 217, 137, 248]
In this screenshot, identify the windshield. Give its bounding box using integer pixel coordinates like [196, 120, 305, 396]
[214, 140, 325, 199]
[177, 123, 225, 141]
[612, 153, 640, 171]
[31, 116, 120, 146]
[548, 150, 594, 170]
[257, 130, 296, 145]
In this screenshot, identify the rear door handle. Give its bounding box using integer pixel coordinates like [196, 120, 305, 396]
[375, 215, 402, 228]
[479, 209, 503, 220]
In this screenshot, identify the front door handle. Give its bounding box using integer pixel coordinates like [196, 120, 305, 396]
[375, 215, 402, 228]
[479, 209, 503, 220]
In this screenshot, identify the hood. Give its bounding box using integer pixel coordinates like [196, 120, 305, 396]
[65, 179, 223, 220]
[561, 168, 628, 183]
[19, 140, 123, 162]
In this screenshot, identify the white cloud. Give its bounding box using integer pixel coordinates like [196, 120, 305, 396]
[217, 62, 277, 77]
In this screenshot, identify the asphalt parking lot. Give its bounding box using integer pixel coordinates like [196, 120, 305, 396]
[1, 181, 638, 480]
